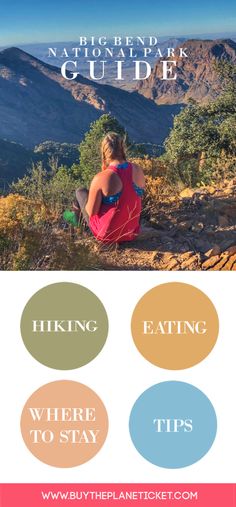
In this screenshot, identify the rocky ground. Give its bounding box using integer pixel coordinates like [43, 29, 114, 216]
[80, 178, 236, 271]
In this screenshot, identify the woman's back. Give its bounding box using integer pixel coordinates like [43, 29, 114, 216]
[75, 132, 145, 244]
[89, 161, 144, 243]
[96, 161, 145, 198]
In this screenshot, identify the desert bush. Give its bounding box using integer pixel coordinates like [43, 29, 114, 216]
[129, 156, 176, 217]
[0, 194, 48, 235]
[131, 156, 167, 178]
[11, 161, 78, 218]
[142, 175, 177, 219]
[0, 193, 101, 271]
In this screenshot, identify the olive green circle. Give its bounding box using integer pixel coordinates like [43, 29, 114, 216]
[20, 282, 108, 370]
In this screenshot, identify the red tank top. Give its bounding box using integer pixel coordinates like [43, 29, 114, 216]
[89, 162, 142, 243]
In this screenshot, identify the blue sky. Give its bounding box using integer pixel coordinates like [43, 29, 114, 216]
[1, 0, 236, 45]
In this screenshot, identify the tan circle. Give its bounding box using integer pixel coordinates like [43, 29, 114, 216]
[21, 381, 108, 468]
[131, 282, 219, 370]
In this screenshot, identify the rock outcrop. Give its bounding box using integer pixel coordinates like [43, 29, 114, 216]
[137, 39, 236, 104]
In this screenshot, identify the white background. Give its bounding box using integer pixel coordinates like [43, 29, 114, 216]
[0, 271, 235, 483]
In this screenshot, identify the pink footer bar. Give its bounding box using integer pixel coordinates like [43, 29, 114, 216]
[0, 484, 235, 507]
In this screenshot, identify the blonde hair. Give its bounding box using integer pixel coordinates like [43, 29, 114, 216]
[101, 132, 126, 169]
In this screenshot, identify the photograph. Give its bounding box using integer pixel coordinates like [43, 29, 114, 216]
[0, 0, 235, 271]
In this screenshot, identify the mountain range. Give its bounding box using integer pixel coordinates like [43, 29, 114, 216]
[138, 39, 236, 104]
[0, 47, 181, 148]
[0, 38, 235, 184]
[13, 37, 186, 90]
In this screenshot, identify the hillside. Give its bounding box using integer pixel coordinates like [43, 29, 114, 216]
[0, 139, 32, 187]
[0, 47, 180, 148]
[1, 177, 235, 271]
[0, 139, 80, 185]
[137, 39, 236, 104]
[87, 178, 236, 271]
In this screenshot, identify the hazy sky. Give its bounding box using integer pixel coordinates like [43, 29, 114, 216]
[1, 0, 236, 45]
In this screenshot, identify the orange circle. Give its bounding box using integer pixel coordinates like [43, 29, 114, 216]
[21, 381, 108, 468]
[131, 282, 219, 370]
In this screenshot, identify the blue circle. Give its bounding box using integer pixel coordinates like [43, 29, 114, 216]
[129, 381, 217, 469]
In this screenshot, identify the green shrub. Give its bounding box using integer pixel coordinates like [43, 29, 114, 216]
[79, 113, 134, 185]
[163, 62, 236, 186]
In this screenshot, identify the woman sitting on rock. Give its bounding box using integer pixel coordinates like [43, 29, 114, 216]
[74, 132, 145, 243]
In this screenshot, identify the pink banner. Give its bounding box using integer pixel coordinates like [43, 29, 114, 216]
[0, 484, 235, 507]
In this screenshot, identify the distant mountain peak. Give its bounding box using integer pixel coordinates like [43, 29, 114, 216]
[1, 46, 31, 58]
[137, 38, 236, 105]
[2, 46, 22, 54]
[0, 46, 43, 68]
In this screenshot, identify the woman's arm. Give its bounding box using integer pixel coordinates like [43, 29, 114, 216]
[85, 174, 103, 217]
[132, 163, 145, 188]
